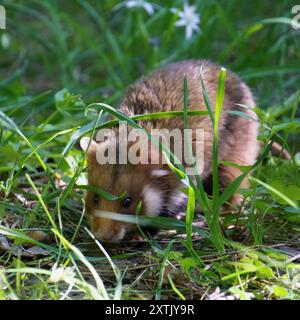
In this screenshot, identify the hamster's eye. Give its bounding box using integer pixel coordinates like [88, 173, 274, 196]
[93, 193, 99, 205]
[121, 197, 131, 209]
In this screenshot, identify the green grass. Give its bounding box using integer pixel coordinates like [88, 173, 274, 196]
[0, 0, 300, 300]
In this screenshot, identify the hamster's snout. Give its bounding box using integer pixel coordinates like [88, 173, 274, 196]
[90, 216, 126, 242]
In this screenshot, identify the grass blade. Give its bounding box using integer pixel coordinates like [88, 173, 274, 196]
[155, 240, 174, 300]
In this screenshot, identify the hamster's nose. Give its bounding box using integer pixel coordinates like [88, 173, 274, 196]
[91, 216, 126, 242]
[92, 227, 125, 243]
[92, 229, 113, 242]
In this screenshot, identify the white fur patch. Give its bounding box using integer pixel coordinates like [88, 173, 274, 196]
[169, 190, 187, 218]
[151, 169, 170, 177]
[80, 136, 97, 153]
[142, 185, 163, 216]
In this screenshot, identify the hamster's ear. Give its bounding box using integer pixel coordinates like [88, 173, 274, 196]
[80, 137, 97, 155]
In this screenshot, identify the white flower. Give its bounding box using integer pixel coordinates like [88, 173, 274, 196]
[49, 264, 76, 285]
[1, 33, 10, 49]
[207, 287, 236, 300]
[115, 0, 156, 15]
[172, 2, 201, 39]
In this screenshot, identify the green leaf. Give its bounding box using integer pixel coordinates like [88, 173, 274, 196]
[250, 177, 298, 208]
[0, 110, 46, 171]
[273, 286, 289, 298]
[55, 89, 86, 116]
[270, 180, 300, 203]
[76, 184, 124, 201]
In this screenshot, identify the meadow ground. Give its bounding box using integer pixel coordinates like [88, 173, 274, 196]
[0, 0, 300, 300]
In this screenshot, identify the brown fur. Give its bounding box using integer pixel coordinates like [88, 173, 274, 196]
[82, 60, 260, 241]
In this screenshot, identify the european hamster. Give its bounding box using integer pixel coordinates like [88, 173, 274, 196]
[80, 60, 260, 242]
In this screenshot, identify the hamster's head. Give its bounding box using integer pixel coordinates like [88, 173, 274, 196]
[80, 137, 186, 242]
